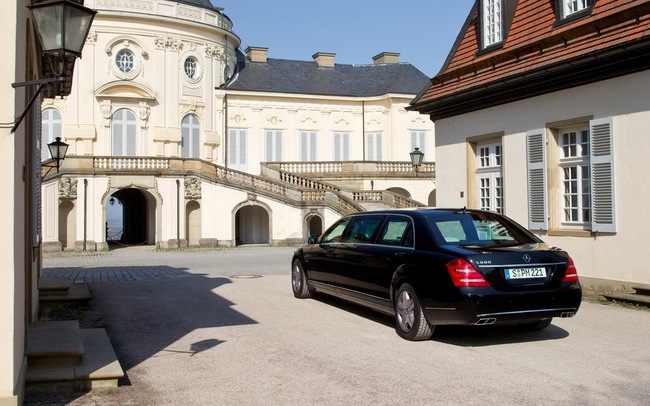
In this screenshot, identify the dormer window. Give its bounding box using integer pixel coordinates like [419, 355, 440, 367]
[563, 0, 590, 17]
[557, 0, 594, 22]
[481, 0, 503, 49]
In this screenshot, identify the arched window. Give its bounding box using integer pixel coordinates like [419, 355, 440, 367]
[111, 109, 137, 156]
[181, 114, 200, 158]
[41, 108, 62, 161]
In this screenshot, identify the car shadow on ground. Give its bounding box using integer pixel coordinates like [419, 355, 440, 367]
[312, 292, 570, 346]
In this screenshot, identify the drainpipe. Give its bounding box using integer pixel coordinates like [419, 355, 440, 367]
[362, 100, 366, 161]
[176, 179, 181, 248]
[83, 179, 88, 251]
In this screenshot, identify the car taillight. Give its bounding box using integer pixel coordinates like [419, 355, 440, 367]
[446, 258, 490, 287]
[562, 257, 579, 283]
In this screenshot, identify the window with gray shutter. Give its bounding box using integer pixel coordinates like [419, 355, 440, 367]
[265, 130, 283, 162]
[366, 132, 382, 161]
[181, 114, 200, 159]
[334, 132, 350, 161]
[300, 131, 317, 161]
[41, 108, 62, 161]
[112, 108, 137, 156]
[526, 129, 547, 230]
[228, 128, 247, 171]
[589, 117, 616, 233]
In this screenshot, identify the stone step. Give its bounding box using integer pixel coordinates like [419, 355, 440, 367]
[38, 277, 70, 297]
[39, 283, 91, 304]
[26, 321, 84, 368]
[26, 328, 124, 391]
[631, 284, 650, 296]
[602, 292, 650, 307]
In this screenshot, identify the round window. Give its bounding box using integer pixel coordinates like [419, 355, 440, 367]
[115, 49, 135, 73]
[184, 56, 200, 80]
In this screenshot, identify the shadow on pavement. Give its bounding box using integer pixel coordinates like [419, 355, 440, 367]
[312, 292, 570, 346]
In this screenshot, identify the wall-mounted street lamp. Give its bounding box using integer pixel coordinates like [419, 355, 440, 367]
[11, 0, 96, 133]
[409, 147, 424, 176]
[42, 137, 69, 177]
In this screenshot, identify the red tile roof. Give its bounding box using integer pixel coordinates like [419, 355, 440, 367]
[412, 0, 650, 115]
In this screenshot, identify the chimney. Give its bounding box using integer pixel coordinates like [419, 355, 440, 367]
[312, 52, 336, 68]
[246, 46, 268, 63]
[372, 52, 400, 64]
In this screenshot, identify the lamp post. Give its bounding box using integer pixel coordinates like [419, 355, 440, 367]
[11, 0, 96, 133]
[409, 147, 424, 176]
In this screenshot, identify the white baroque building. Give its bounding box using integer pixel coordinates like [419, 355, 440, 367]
[41, 0, 436, 251]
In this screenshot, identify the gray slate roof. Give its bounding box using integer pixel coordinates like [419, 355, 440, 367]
[226, 55, 431, 97]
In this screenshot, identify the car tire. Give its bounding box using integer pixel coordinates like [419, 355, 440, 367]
[519, 318, 553, 331]
[394, 282, 434, 341]
[292, 259, 314, 299]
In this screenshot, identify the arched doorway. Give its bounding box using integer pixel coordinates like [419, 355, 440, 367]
[59, 201, 75, 250]
[107, 188, 156, 246]
[306, 214, 323, 238]
[235, 205, 269, 245]
[428, 190, 437, 207]
[186, 201, 201, 246]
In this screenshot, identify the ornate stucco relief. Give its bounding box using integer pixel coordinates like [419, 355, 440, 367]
[184, 177, 202, 199]
[59, 178, 78, 200]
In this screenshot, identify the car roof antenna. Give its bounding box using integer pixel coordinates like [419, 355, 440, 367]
[461, 206, 466, 214]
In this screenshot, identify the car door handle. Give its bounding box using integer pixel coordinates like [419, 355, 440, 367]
[394, 252, 409, 257]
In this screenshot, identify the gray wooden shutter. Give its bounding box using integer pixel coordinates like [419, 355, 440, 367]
[181, 116, 190, 158]
[265, 130, 273, 161]
[275, 131, 282, 161]
[590, 117, 616, 233]
[125, 110, 137, 156]
[526, 129, 547, 230]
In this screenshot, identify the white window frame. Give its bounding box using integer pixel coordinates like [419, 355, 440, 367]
[562, 0, 591, 18]
[228, 128, 247, 171]
[181, 114, 200, 159]
[482, 0, 503, 48]
[333, 132, 350, 161]
[558, 127, 591, 228]
[526, 118, 616, 233]
[111, 108, 137, 156]
[366, 132, 382, 161]
[476, 141, 503, 213]
[300, 131, 317, 162]
[265, 130, 283, 162]
[41, 108, 62, 161]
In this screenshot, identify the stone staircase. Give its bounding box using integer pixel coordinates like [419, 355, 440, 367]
[602, 284, 650, 307]
[26, 278, 124, 392]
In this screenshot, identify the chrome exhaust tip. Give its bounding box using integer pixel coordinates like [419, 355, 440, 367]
[560, 312, 575, 318]
[475, 318, 496, 325]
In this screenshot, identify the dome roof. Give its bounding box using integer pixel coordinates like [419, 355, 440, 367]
[175, 0, 220, 12]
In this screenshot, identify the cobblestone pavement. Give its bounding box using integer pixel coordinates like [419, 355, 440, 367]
[33, 245, 650, 406]
[43, 245, 296, 283]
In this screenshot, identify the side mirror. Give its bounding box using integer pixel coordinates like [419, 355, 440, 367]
[307, 235, 320, 244]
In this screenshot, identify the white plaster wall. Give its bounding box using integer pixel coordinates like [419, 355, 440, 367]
[434, 70, 650, 284]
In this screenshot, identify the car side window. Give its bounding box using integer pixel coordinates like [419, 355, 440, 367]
[377, 217, 413, 247]
[321, 219, 349, 243]
[342, 216, 384, 243]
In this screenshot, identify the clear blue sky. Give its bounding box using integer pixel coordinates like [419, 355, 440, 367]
[216, 1, 475, 77]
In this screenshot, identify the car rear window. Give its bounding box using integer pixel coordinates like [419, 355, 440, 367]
[425, 212, 539, 247]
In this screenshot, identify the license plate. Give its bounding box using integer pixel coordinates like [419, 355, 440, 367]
[505, 267, 547, 279]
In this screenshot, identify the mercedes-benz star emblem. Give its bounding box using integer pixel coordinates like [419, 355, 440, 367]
[523, 254, 531, 263]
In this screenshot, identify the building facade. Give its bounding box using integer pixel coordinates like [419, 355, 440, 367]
[41, 0, 436, 251]
[2, 0, 45, 403]
[410, 0, 650, 287]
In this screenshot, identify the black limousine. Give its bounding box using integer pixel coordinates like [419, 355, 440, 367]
[291, 208, 582, 341]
